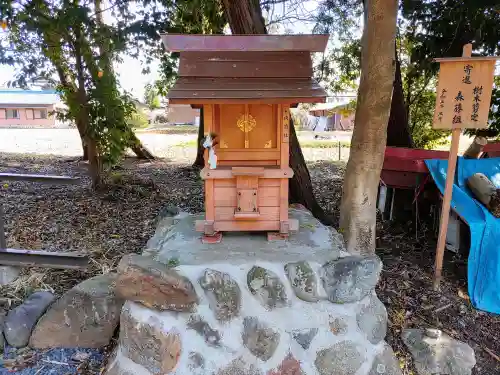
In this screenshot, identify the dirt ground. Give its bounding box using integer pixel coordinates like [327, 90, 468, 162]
[0, 152, 499, 375]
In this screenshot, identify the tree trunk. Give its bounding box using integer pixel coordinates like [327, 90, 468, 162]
[74, 119, 89, 160]
[77, 121, 89, 160]
[86, 136, 103, 189]
[219, 0, 331, 224]
[386, 45, 414, 148]
[74, 25, 103, 188]
[221, 0, 267, 34]
[289, 119, 333, 225]
[129, 132, 155, 159]
[339, 0, 398, 254]
[193, 107, 205, 168]
[94, 0, 155, 160]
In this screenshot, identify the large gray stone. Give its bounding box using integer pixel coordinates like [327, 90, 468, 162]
[104, 349, 138, 375]
[4, 291, 55, 348]
[247, 266, 288, 310]
[369, 345, 402, 375]
[187, 314, 221, 347]
[116, 253, 198, 312]
[0, 266, 21, 285]
[357, 294, 387, 344]
[315, 341, 365, 375]
[119, 302, 181, 374]
[329, 317, 348, 335]
[321, 255, 382, 303]
[285, 261, 321, 302]
[147, 208, 345, 265]
[188, 352, 205, 371]
[30, 274, 124, 348]
[402, 329, 476, 375]
[0, 309, 6, 350]
[242, 317, 280, 362]
[216, 358, 263, 375]
[199, 269, 241, 322]
[291, 328, 318, 350]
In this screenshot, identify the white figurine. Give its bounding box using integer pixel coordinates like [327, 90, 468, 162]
[202, 133, 218, 169]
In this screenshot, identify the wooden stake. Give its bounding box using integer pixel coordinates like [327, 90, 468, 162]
[433, 43, 472, 290]
[433, 127, 461, 290]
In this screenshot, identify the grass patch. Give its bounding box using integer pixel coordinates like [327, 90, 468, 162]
[300, 140, 351, 148]
[173, 139, 351, 149]
[138, 125, 199, 135]
[173, 139, 198, 148]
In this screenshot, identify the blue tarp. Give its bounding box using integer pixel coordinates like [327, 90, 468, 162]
[425, 157, 500, 314]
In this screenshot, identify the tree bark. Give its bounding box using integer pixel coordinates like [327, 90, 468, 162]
[74, 25, 103, 188]
[129, 132, 155, 159]
[219, 0, 331, 224]
[339, 0, 398, 254]
[289, 119, 333, 225]
[94, 0, 155, 160]
[386, 45, 414, 147]
[222, 0, 267, 34]
[193, 107, 205, 168]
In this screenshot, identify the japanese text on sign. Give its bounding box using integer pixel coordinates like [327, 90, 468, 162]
[433, 58, 496, 129]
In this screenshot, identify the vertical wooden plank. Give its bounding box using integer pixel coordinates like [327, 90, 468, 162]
[280, 105, 290, 167]
[214, 104, 220, 135]
[282, 105, 290, 143]
[280, 105, 290, 226]
[433, 44, 471, 290]
[433, 128, 461, 289]
[236, 176, 258, 189]
[276, 105, 281, 154]
[244, 104, 250, 148]
[204, 104, 214, 133]
[203, 104, 215, 223]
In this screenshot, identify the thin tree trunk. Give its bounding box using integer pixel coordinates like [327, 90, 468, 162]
[222, 0, 267, 34]
[386, 45, 414, 148]
[77, 122, 89, 160]
[94, 0, 155, 160]
[289, 119, 333, 225]
[220, 0, 331, 224]
[339, 0, 398, 254]
[386, 45, 414, 220]
[129, 132, 155, 159]
[73, 120, 89, 160]
[74, 26, 103, 188]
[193, 107, 205, 168]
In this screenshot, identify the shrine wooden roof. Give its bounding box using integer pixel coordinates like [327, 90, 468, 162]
[161, 35, 328, 104]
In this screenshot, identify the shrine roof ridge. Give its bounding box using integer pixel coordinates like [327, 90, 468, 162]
[161, 34, 329, 53]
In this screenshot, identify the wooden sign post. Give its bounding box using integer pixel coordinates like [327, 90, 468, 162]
[433, 44, 498, 290]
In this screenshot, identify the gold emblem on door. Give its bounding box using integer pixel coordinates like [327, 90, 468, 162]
[237, 113, 257, 133]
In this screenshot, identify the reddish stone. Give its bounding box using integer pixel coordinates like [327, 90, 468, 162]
[267, 232, 289, 242]
[290, 203, 307, 211]
[116, 254, 198, 312]
[267, 355, 304, 375]
[202, 232, 223, 244]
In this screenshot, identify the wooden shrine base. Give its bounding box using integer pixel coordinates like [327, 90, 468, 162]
[267, 232, 289, 241]
[201, 232, 223, 244]
[195, 219, 299, 235]
[201, 231, 291, 244]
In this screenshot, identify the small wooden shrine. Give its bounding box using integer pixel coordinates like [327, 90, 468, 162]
[162, 34, 328, 240]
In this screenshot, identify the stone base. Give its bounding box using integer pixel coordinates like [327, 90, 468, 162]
[108, 207, 401, 375]
[0, 266, 20, 285]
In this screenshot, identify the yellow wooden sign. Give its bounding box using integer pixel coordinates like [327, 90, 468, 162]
[433, 57, 497, 129]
